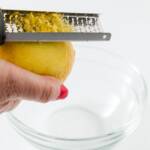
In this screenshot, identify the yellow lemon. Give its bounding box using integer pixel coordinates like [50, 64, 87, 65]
[0, 42, 75, 81]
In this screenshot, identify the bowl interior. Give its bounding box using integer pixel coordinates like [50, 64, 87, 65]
[9, 44, 145, 139]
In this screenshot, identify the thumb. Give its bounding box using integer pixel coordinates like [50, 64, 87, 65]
[3, 61, 68, 103]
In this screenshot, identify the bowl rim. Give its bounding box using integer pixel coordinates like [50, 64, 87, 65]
[7, 44, 148, 143]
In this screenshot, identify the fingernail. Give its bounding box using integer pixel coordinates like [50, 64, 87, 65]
[57, 85, 68, 99]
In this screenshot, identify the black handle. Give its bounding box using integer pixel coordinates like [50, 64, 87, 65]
[0, 9, 6, 45]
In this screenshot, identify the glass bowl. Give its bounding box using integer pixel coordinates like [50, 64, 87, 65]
[7, 43, 147, 150]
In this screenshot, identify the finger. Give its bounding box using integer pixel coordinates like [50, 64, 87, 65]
[0, 99, 20, 113]
[0, 100, 10, 113]
[5, 99, 21, 112]
[3, 60, 68, 103]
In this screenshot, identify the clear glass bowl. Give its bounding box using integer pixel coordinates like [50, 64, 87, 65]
[7, 43, 147, 150]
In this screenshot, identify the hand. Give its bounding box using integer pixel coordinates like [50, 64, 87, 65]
[0, 60, 68, 113]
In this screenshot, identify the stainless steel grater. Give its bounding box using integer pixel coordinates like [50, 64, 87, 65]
[0, 9, 111, 44]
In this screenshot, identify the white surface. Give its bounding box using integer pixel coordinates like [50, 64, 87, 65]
[0, 0, 150, 149]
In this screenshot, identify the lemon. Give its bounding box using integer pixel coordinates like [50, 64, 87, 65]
[0, 42, 75, 81]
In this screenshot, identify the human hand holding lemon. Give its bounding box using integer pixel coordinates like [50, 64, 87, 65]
[0, 41, 75, 113]
[0, 13, 75, 113]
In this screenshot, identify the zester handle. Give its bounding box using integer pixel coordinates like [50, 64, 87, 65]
[0, 9, 5, 44]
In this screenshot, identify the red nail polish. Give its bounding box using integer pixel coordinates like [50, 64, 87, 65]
[57, 85, 68, 99]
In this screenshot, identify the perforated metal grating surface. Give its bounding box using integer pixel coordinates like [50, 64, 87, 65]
[3, 10, 102, 33]
[63, 13, 102, 32]
[0, 9, 111, 42]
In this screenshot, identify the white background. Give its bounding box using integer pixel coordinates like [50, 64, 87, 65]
[0, 0, 150, 149]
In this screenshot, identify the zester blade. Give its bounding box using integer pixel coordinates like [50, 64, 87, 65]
[0, 9, 111, 44]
